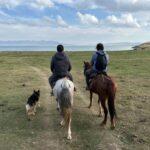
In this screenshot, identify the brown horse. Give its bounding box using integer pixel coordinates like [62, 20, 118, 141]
[84, 61, 117, 129]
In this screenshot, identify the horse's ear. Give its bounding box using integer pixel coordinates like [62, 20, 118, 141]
[83, 61, 86, 64]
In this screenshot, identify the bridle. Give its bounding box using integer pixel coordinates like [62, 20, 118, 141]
[84, 62, 92, 75]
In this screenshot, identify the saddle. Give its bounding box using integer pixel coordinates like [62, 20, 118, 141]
[90, 72, 107, 79]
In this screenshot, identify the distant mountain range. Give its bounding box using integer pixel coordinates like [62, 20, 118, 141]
[0, 40, 140, 47]
[0, 40, 60, 46]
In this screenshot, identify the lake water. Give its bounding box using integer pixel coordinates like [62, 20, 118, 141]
[0, 44, 136, 52]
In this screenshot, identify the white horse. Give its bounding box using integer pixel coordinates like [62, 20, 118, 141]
[53, 77, 74, 140]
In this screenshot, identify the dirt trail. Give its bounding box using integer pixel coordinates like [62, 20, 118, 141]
[30, 66, 123, 150]
[30, 67, 72, 150]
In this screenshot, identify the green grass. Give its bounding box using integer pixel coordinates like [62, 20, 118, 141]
[0, 50, 150, 150]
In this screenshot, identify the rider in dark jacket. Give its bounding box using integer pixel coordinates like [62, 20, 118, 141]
[85, 43, 109, 90]
[49, 45, 73, 89]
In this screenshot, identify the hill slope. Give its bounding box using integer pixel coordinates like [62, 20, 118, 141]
[133, 42, 150, 50]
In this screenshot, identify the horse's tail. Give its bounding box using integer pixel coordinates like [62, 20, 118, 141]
[63, 107, 72, 128]
[59, 88, 72, 128]
[107, 82, 117, 120]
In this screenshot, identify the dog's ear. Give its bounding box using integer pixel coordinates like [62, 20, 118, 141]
[37, 89, 40, 93]
[33, 89, 36, 93]
[83, 61, 86, 64]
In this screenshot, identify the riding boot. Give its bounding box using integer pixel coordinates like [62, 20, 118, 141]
[74, 87, 77, 92]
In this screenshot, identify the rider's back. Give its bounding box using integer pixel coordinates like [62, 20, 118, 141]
[91, 50, 109, 73]
[51, 52, 71, 76]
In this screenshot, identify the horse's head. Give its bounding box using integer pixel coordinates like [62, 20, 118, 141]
[83, 61, 92, 74]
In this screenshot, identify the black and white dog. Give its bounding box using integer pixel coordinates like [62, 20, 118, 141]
[26, 90, 40, 120]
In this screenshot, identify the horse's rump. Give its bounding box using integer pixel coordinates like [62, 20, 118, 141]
[91, 74, 117, 90]
[59, 88, 72, 109]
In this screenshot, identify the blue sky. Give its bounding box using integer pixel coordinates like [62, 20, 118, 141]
[0, 0, 150, 45]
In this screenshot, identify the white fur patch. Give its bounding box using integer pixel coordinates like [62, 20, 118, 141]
[26, 104, 30, 112]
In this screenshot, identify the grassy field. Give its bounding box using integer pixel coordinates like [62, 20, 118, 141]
[0, 50, 150, 150]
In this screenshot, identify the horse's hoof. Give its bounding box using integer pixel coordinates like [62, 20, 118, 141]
[110, 125, 115, 130]
[67, 135, 72, 140]
[56, 108, 60, 111]
[98, 114, 103, 117]
[88, 105, 91, 109]
[100, 122, 106, 127]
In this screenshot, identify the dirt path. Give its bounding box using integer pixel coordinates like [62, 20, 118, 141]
[30, 66, 123, 150]
[30, 66, 72, 150]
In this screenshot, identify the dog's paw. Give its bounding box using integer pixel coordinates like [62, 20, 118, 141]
[60, 120, 65, 126]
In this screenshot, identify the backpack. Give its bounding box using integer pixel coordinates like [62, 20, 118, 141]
[95, 52, 107, 71]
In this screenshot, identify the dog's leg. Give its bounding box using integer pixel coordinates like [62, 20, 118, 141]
[37, 101, 41, 107]
[60, 118, 65, 126]
[32, 111, 35, 116]
[34, 105, 37, 113]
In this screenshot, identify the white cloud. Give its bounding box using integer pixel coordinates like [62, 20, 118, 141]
[56, 15, 68, 27]
[0, 0, 21, 9]
[64, 0, 150, 12]
[0, 23, 149, 45]
[0, 13, 69, 28]
[107, 13, 140, 28]
[30, 0, 54, 10]
[114, 0, 150, 12]
[52, 0, 73, 4]
[0, 12, 52, 27]
[0, 0, 55, 10]
[0, 10, 10, 17]
[77, 12, 99, 25]
[0, 0, 149, 44]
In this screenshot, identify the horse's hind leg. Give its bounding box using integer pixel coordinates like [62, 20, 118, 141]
[100, 97, 108, 126]
[67, 118, 72, 140]
[108, 95, 116, 129]
[88, 91, 93, 108]
[98, 100, 103, 117]
[56, 99, 60, 111]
